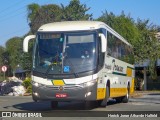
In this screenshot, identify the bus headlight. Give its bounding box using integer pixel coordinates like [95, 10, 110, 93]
[86, 81, 95, 86]
[34, 82, 39, 87]
[32, 81, 41, 87]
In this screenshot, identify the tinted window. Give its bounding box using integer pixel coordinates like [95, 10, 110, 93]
[107, 32, 134, 64]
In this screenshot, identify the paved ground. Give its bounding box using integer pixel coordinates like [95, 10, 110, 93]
[0, 95, 160, 111]
[0, 91, 160, 120]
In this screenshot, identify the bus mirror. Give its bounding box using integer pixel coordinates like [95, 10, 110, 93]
[23, 35, 36, 52]
[99, 33, 107, 52]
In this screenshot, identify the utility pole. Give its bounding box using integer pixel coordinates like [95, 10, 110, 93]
[143, 67, 147, 90]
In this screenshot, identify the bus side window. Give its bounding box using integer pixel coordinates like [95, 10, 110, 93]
[107, 48, 112, 56]
[112, 46, 118, 58]
[98, 35, 105, 69]
[97, 28, 106, 69]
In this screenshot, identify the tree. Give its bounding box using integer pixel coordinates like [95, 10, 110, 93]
[97, 11, 160, 79]
[61, 0, 92, 21]
[27, 4, 62, 34]
[27, 0, 92, 34]
[0, 46, 5, 66]
[5, 37, 22, 74]
[97, 11, 139, 64]
[135, 19, 160, 79]
[27, 3, 40, 23]
[98, 11, 139, 45]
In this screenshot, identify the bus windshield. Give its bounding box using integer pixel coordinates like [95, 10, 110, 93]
[33, 31, 97, 76]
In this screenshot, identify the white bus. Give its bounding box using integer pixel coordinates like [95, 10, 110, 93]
[23, 21, 134, 108]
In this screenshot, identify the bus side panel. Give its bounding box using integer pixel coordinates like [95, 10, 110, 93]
[130, 77, 135, 95]
[96, 72, 106, 100]
[126, 67, 135, 94]
[104, 56, 134, 98]
[97, 87, 106, 100]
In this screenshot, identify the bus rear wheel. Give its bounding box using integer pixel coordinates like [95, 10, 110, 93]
[122, 87, 129, 103]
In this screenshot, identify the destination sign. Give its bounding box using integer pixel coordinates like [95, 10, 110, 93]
[39, 33, 61, 39]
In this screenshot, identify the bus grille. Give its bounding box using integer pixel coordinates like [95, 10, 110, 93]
[46, 85, 83, 90]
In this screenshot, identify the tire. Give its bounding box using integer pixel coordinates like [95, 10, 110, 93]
[99, 86, 109, 107]
[51, 101, 58, 108]
[122, 87, 129, 103]
[32, 93, 38, 102]
[33, 99, 38, 102]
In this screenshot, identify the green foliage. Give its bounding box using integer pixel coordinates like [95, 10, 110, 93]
[98, 11, 139, 45]
[22, 77, 31, 88]
[61, 0, 92, 21]
[0, 46, 5, 66]
[27, 0, 92, 33]
[5, 37, 22, 72]
[135, 19, 160, 79]
[26, 85, 32, 93]
[4, 34, 34, 73]
[97, 11, 160, 79]
[22, 77, 32, 93]
[27, 3, 40, 22]
[28, 4, 62, 34]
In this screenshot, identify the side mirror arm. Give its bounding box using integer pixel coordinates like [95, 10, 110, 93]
[23, 35, 36, 52]
[99, 33, 107, 53]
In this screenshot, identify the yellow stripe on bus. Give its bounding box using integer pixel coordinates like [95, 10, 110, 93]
[52, 80, 65, 86]
[97, 87, 129, 100]
[130, 78, 135, 94]
[110, 88, 127, 98]
[126, 67, 132, 77]
[97, 88, 106, 100]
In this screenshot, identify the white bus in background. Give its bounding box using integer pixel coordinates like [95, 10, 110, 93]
[23, 21, 135, 108]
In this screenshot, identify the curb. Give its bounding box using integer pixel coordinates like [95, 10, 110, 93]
[130, 91, 160, 98]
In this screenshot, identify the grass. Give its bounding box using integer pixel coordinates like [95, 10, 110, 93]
[0, 74, 8, 82]
[0, 76, 4, 82]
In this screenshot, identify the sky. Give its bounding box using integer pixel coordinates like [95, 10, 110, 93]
[0, 0, 160, 47]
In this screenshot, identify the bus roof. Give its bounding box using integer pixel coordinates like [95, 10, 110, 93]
[38, 21, 131, 46]
[38, 21, 104, 32]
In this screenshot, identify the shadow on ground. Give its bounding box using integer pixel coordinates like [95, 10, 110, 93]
[11, 100, 118, 111]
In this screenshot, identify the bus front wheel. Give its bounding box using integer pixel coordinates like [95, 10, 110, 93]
[99, 86, 109, 107]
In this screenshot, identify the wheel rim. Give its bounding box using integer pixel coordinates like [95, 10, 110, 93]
[126, 88, 129, 99]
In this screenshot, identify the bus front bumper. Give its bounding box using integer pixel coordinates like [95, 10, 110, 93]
[32, 81, 97, 102]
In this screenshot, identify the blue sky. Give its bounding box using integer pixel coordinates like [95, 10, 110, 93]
[0, 0, 160, 46]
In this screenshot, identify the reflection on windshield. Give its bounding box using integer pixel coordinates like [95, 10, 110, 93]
[64, 33, 96, 73]
[33, 32, 97, 75]
[33, 33, 64, 74]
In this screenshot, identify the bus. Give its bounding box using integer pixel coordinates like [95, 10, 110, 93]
[23, 21, 134, 108]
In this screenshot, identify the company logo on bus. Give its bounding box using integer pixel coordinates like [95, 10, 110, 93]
[59, 86, 64, 91]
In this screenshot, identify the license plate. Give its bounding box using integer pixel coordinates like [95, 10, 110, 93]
[56, 93, 67, 98]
